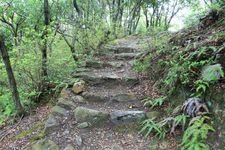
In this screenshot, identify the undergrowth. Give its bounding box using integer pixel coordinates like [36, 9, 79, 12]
[136, 21, 225, 149]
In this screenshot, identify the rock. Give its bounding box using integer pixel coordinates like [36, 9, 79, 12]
[85, 60, 103, 69]
[58, 98, 76, 110]
[113, 47, 136, 53]
[52, 106, 68, 116]
[202, 64, 224, 82]
[75, 135, 82, 146]
[31, 139, 59, 150]
[146, 111, 160, 119]
[74, 72, 138, 86]
[82, 92, 106, 102]
[114, 53, 141, 60]
[60, 88, 71, 98]
[64, 144, 76, 150]
[74, 107, 109, 127]
[112, 93, 137, 102]
[106, 61, 124, 68]
[72, 81, 85, 94]
[44, 115, 60, 133]
[110, 110, 146, 125]
[77, 122, 89, 129]
[72, 95, 86, 103]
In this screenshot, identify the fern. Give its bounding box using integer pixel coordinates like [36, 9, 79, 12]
[174, 114, 187, 127]
[181, 116, 215, 150]
[139, 118, 166, 139]
[194, 79, 210, 96]
[142, 96, 166, 108]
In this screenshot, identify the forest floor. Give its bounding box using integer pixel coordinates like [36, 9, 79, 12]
[0, 36, 179, 150]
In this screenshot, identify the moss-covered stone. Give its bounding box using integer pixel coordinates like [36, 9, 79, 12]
[74, 107, 109, 127]
[146, 111, 160, 119]
[51, 106, 68, 116]
[44, 114, 60, 133]
[31, 139, 59, 150]
[57, 98, 76, 110]
[111, 93, 137, 102]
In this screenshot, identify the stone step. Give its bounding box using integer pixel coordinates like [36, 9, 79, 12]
[82, 91, 138, 102]
[114, 53, 141, 61]
[73, 71, 139, 87]
[84, 60, 125, 69]
[107, 46, 138, 54]
[73, 106, 146, 127]
[98, 52, 141, 61]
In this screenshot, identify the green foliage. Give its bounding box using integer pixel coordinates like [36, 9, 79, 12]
[163, 46, 221, 95]
[0, 91, 15, 124]
[139, 118, 166, 139]
[194, 79, 210, 96]
[181, 116, 215, 150]
[174, 114, 187, 127]
[142, 96, 166, 108]
[133, 56, 151, 72]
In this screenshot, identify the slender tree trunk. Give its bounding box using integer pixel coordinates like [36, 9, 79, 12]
[0, 35, 25, 115]
[42, 0, 50, 78]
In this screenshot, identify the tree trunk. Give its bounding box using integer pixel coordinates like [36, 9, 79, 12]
[0, 35, 25, 115]
[42, 0, 50, 78]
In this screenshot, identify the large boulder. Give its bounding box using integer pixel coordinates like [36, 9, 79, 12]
[31, 139, 59, 150]
[74, 107, 109, 127]
[110, 110, 146, 125]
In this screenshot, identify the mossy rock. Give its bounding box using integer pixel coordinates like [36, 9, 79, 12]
[44, 114, 60, 133]
[51, 106, 68, 116]
[74, 107, 109, 127]
[31, 139, 59, 150]
[111, 93, 137, 102]
[146, 111, 160, 119]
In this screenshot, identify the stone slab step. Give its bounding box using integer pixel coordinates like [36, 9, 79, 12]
[73, 107, 146, 127]
[98, 52, 141, 61]
[105, 46, 138, 54]
[81, 91, 138, 102]
[84, 60, 125, 69]
[114, 53, 141, 61]
[73, 71, 139, 86]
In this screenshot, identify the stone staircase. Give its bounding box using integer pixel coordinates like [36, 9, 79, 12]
[31, 39, 152, 150]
